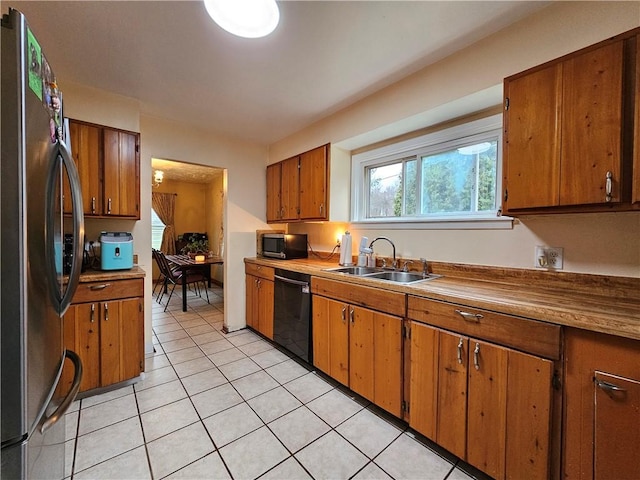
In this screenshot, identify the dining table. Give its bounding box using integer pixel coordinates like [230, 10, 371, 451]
[165, 254, 223, 312]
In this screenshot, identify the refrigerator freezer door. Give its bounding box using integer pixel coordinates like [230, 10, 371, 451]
[1, 9, 83, 479]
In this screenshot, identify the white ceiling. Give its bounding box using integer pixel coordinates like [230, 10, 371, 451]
[6, 1, 548, 146]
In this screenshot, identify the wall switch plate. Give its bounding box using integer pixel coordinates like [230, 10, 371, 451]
[535, 246, 564, 270]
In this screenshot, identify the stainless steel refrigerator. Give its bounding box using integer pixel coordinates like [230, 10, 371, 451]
[1, 8, 84, 479]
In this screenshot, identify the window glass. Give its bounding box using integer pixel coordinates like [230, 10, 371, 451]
[352, 114, 504, 227]
[151, 209, 165, 250]
[420, 140, 497, 215]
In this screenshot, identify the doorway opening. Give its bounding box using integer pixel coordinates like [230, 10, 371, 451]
[150, 157, 226, 305]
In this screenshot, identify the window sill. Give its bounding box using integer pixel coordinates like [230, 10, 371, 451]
[351, 215, 513, 230]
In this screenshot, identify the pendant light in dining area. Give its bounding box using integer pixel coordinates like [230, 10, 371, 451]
[203, 0, 280, 38]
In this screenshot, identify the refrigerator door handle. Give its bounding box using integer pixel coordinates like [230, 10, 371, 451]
[44, 139, 85, 315]
[40, 350, 83, 434]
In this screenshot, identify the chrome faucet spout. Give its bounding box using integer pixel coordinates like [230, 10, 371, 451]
[369, 237, 397, 270]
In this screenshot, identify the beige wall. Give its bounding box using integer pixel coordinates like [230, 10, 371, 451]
[155, 179, 208, 236]
[276, 2, 640, 278]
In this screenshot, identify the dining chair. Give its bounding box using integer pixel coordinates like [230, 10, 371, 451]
[155, 250, 210, 311]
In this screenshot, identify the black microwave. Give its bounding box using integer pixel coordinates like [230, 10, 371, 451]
[262, 233, 308, 259]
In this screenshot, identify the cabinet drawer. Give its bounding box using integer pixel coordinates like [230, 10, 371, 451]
[244, 263, 274, 281]
[73, 278, 143, 304]
[312, 277, 405, 317]
[407, 296, 561, 360]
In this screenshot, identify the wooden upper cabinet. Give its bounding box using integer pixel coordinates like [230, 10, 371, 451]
[503, 64, 562, 209]
[503, 33, 635, 214]
[103, 129, 139, 217]
[280, 156, 300, 221]
[68, 119, 140, 219]
[299, 144, 328, 220]
[266, 144, 330, 223]
[266, 162, 282, 222]
[67, 120, 102, 215]
[560, 41, 624, 205]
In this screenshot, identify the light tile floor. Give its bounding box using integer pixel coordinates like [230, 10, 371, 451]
[64, 285, 487, 480]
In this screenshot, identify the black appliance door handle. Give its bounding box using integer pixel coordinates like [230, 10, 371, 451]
[41, 350, 83, 433]
[274, 274, 309, 287]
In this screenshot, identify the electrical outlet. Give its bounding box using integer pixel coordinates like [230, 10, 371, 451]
[534, 246, 564, 270]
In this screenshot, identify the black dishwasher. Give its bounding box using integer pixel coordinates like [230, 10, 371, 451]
[273, 268, 312, 363]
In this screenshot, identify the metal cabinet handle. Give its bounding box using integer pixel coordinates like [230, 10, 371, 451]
[256, 279, 261, 289]
[473, 343, 480, 370]
[89, 283, 111, 291]
[104, 303, 109, 321]
[457, 338, 464, 364]
[341, 306, 347, 323]
[455, 310, 483, 322]
[91, 196, 96, 213]
[107, 198, 112, 214]
[605, 171, 613, 202]
[349, 307, 355, 324]
[595, 378, 626, 392]
[319, 203, 324, 216]
[90, 304, 95, 323]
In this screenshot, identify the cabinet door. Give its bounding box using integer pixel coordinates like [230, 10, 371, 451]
[312, 295, 330, 374]
[103, 129, 139, 217]
[349, 306, 374, 402]
[74, 303, 101, 392]
[280, 156, 299, 221]
[373, 310, 403, 417]
[100, 301, 121, 386]
[257, 278, 274, 339]
[504, 64, 562, 210]
[120, 298, 144, 381]
[62, 304, 100, 392]
[593, 372, 640, 479]
[561, 40, 624, 205]
[299, 145, 328, 220]
[245, 275, 257, 329]
[437, 330, 469, 460]
[467, 340, 508, 480]
[312, 296, 349, 385]
[409, 321, 439, 440]
[266, 162, 282, 222]
[505, 349, 553, 480]
[68, 120, 102, 215]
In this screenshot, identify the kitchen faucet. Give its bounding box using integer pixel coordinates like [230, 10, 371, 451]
[369, 237, 397, 270]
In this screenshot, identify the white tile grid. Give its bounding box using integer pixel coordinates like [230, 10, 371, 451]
[64, 285, 483, 480]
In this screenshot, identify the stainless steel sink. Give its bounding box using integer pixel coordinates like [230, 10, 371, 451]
[323, 266, 383, 275]
[365, 271, 441, 284]
[324, 266, 441, 284]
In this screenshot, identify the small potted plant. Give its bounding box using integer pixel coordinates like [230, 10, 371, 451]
[181, 235, 209, 259]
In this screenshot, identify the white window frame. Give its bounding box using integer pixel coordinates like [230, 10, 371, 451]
[351, 114, 512, 230]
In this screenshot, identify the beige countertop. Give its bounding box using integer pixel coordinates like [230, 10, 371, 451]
[245, 257, 640, 341]
[79, 266, 146, 283]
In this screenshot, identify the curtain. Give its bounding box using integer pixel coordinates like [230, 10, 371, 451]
[152, 192, 177, 254]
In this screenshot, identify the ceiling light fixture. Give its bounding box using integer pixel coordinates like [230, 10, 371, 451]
[203, 0, 280, 38]
[153, 170, 164, 188]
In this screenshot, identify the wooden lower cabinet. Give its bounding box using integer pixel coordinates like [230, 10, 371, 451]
[312, 295, 403, 417]
[409, 321, 555, 480]
[245, 264, 274, 339]
[62, 287, 144, 393]
[563, 328, 640, 480]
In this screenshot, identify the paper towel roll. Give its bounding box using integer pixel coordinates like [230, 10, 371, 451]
[339, 232, 353, 266]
